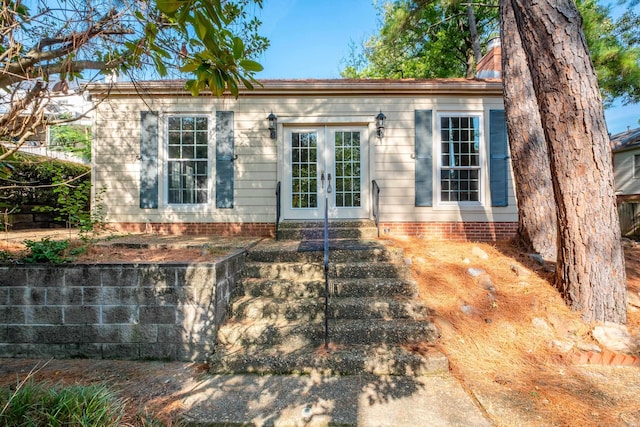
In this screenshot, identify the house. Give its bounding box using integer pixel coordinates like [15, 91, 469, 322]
[87, 77, 518, 241]
[611, 126, 640, 235]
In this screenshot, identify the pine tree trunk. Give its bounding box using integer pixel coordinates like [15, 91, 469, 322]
[510, 0, 626, 323]
[500, 0, 557, 261]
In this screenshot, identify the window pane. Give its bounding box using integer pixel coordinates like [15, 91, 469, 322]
[166, 116, 208, 204]
[440, 116, 481, 203]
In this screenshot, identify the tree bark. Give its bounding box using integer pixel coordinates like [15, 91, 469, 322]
[510, 0, 626, 323]
[500, 0, 557, 261]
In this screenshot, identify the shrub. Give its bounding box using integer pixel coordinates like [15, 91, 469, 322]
[23, 238, 71, 263]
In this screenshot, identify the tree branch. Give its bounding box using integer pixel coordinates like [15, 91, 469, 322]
[0, 169, 90, 191]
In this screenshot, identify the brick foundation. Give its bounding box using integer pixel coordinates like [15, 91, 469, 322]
[111, 222, 275, 237]
[109, 221, 516, 242]
[379, 221, 518, 242]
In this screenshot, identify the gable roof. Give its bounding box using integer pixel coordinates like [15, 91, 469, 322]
[611, 127, 640, 153]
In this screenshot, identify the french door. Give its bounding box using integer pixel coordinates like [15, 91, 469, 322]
[283, 126, 369, 220]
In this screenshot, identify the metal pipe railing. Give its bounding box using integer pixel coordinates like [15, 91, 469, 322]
[323, 197, 330, 351]
[372, 180, 380, 238]
[275, 181, 281, 240]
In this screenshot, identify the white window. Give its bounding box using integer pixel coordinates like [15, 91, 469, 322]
[634, 154, 640, 179]
[438, 114, 482, 204]
[166, 116, 209, 204]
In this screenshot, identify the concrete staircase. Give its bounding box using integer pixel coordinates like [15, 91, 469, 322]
[209, 220, 447, 376]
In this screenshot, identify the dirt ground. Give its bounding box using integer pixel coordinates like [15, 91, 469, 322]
[1, 231, 640, 426]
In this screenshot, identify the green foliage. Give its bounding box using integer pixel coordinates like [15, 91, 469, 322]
[160, 0, 269, 96]
[342, 1, 498, 79]
[49, 124, 92, 161]
[23, 238, 71, 263]
[0, 154, 102, 232]
[578, 0, 640, 106]
[1, 0, 269, 155]
[0, 381, 125, 426]
[35, 174, 93, 231]
[344, 0, 640, 105]
[0, 153, 90, 210]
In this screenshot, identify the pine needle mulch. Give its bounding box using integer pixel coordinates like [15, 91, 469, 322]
[388, 236, 640, 427]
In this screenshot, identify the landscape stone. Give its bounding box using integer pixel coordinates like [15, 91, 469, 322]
[549, 339, 574, 353]
[531, 317, 553, 334]
[471, 246, 489, 260]
[592, 322, 636, 353]
[528, 253, 544, 265]
[467, 267, 485, 277]
[478, 274, 496, 292]
[576, 342, 601, 352]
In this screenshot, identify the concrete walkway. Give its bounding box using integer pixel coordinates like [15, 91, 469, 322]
[180, 372, 490, 427]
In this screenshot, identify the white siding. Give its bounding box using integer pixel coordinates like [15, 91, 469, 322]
[91, 83, 518, 225]
[614, 148, 640, 196]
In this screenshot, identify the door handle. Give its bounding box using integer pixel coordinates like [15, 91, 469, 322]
[321, 172, 325, 189]
[327, 173, 332, 194]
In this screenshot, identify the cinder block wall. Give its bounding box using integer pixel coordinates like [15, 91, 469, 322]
[0, 250, 246, 361]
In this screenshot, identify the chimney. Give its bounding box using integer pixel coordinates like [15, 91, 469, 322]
[476, 37, 502, 79]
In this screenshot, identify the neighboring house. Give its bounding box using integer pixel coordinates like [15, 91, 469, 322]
[5, 88, 92, 164]
[87, 76, 518, 241]
[611, 126, 640, 235]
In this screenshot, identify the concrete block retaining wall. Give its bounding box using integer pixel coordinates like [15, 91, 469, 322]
[0, 250, 246, 361]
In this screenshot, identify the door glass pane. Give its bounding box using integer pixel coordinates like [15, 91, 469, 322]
[291, 132, 318, 209]
[334, 131, 361, 207]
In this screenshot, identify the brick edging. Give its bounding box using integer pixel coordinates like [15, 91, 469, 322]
[567, 349, 640, 367]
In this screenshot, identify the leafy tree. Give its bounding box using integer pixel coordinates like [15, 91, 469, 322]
[49, 123, 92, 161]
[0, 0, 268, 161]
[345, 0, 640, 106]
[342, 1, 499, 79]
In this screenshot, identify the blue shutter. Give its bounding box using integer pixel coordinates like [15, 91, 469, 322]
[216, 111, 234, 208]
[415, 110, 433, 207]
[140, 111, 159, 209]
[489, 110, 509, 207]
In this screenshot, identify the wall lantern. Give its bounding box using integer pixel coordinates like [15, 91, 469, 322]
[267, 112, 277, 139]
[375, 111, 386, 139]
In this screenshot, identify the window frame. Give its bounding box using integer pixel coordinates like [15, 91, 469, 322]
[161, 113, 214, 209]
[634, 154, 640, 179]
[435, 112, 485, 207]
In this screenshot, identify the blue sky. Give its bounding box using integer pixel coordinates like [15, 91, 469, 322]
[253, 0, 638, 134]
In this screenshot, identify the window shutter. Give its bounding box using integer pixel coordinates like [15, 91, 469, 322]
[489, 110, 509, 207]
[216, 111, 234, 208]
[140, 111, 159, 209]
[415, 110, 433, 207]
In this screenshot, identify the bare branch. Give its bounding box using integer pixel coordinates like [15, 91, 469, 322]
[0, 169, 90, 190]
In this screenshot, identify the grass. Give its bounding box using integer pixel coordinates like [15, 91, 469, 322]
[0, 380, 125, 427]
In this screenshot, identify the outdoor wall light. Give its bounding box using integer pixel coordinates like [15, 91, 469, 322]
[375, 111, 386, 139]
[267, 112, 277, 139]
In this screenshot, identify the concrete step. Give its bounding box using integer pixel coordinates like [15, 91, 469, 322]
[240, 277, 417, 299]
[277, 227, 379, 240]
[247, 239, 394, 263]
[278, 220, 377, 229]
[243, 262, 325, 280]
[231, 296, 432, 322]
[209, 343, 448, 376]
[244, 261, 406, 280]
[217, 318, 437, 348]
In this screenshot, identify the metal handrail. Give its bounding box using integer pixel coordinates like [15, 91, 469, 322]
[275, 181, 281, 240]
[372, 180, 380, 238]
[323, 197, 330, 351]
